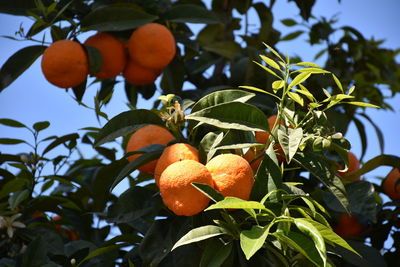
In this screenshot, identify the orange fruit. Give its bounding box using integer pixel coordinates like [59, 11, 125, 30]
[206, 154, 254, 200]
[126, 125, 175, 174]
[333, 214, 363, 238]
[337, 151, 360, 181]
[84, 32, 127, 79]
[154, 143, 199, 186]
[159, 160, 213, 216]
[383, 168, 400, 200]
[123, 60, 162, 86]
[128, 23, 176, 69]
[41, 40, 88, 88]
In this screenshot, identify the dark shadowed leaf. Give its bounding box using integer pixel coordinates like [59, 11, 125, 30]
[85, 46, 103, 76]
[43, 133, 79, 155]
[33, 121, 50, 132]
[0, 138, 26, 145]
[94, 109, 163, 146]
[200, 239, 232, 267]
[0, 45, 46, 91]
[0, 118, 26, 128]
[81, 5, 157, 32]
[164, 4, 219, 24]
[192, 183, 224, 202]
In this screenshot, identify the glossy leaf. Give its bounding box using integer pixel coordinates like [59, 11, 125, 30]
[192, 183, 224, 203]
[205, 197, 265, 211]
[0, 45, 46, 91]
[187, 102, 269, 132]
[94, 109, 163, 146]
[172, 225, 228, 251]
[240, 224, 273, 260]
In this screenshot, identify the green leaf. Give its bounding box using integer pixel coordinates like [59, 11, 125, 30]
[294, 218, 327, 266]
[0, 45, 46, 91]
[352, 117, 367, 160]
[272, 80, 285, 90]
[164, 4, 219, 24]
[274, 231, 324, 267]
[348, 154, 400, 180]
[85, 46, 103, 76]
[240, 224, 273, 260]
[293, 62, 322, 68]
[77, 244, 126, 266]
[288, 72, 311, 90]
[239, 85, 281, 100]
[191, 89, 255, 113]
[200, 240, 232, 267]
[331, 74, 343, 92]
[0, 118, 26, 128]
[281, 19, 297, 27]
[251, 145, 282, 202]
[0, 178, 29, 199]
[111, 144, 165, 191]
[33, 121, 50, 132]
[203, 41, 241, 60]
[205, 197, 265, 211]
[81, 5, 157, 31]
[295, 67, 330, 74]
[262, 43, 285, 63]
[172, 225, 228, 251]
[358, 113, 384, 155]
[281, 30, 304, 41]
[260, 55, 281, 70]
[345, 101, 380, 108]
[293, 152, 349, 213]
[9, 189, 29, 210]
[0, 138, 26, 145]
[304, 218, 360, 256]
[253, 61, 282, 79]
[94, 109, 163, 147]
[277, 128, 303, 163]
[287, 92, 304, 106]
[42, 133, 79, 155]
[192, 183, 224, 203]
[187, 102, 269, 132]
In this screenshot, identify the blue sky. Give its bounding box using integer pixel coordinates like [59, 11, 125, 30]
[0, 0, 399, 190]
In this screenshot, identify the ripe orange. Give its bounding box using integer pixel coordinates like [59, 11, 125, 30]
[206, 154, 254, 200]
[128, 23, 176, 69]
[154, 143, 199, 186]
[337, 151, 360, 181]
[159, 160, 213, 216]
[41, 40, 88, 88]
[84, 32, 127, 79]
[383, 168, 400, 200]
[126, 125, 175, 174]
[123, 60, 162, 86]
[333, 214, 363, 238]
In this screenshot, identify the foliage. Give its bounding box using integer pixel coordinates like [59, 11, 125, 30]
[1, 0, 400, 266]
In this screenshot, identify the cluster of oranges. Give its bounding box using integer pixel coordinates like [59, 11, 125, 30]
[40, 23, 176, 89]
[125, 125, 254, 216]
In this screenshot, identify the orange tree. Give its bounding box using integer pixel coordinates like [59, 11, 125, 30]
[1, 1, 400, 266]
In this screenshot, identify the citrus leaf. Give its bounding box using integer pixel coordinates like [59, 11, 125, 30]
[253, 61, 282, 79]
[77, 244, 126, 266]
[288, 72, 311, 90]
[187, 102, 269, 132]
[164, 4, 219, 24]
[0, 138, 26, 145]
[281, 30, 304, 41]
[277, 128, 303, 163]
[294, 218, 327, 266]
[200, 240, 232, 267]
[287, 92, 304, 106]
[81, 5, 157, 32]
[203, 41, 241, 60]
[240, 224, 273, 260]
[273, 231, 324, 267]
[347, 154, 400, 181]
[94, 109, 163, 147]
[192, 183, 224, 203]
[205, 197, 265, 211]
[345, 102, 380, 108]
[0, 118, 26, 128]
[172, 225, 228, 251]
[33, 121, 50, 132]
[281, 18, 297, 27]
[85, 46, 102, 76]
[239, 85, 281, 100]
[260, 55, 281, 70]
[293, 62, 322, 68]
[0, 45, 46, 91]
[42, 133, 79, 155]
[332, 74, 343, 92]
